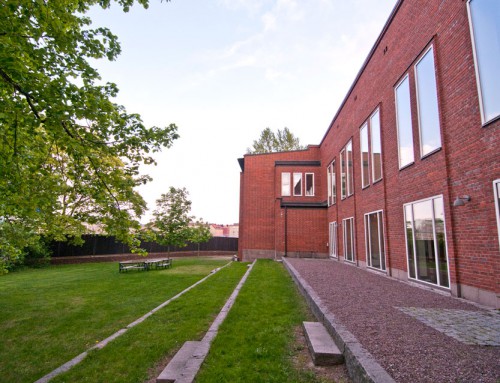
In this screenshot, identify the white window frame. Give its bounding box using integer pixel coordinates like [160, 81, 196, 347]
[467, 0, 500, 125]
[346, 140, 354, 197]
[343, 217, 355, 262]
[329, 221, 338, 258]
[360, 122, 370, 189]
[370, 108, 383, 183]
[364, 210, 386, 271]
[414, 45, 442, 157]
[395, 75, 414, 169]
[340, 149, 346, 200]
[281, 172, 291, 196]
[293, 172, 302, 196]
[494, 179, 500, 247]
[327, 161, 336, 206]
[403, 195, 450, 289]
[305, 173, 315, 196]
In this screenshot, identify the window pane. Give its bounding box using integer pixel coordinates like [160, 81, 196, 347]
[331, 161, 336, 204]
[434, 198, 449, 287]
[329, 222, 338, 258]
[281, 173, 290, 196]
[344, 218, 354, 262]
[360, 123, 370, 188]
[346, 140, 354, 196]
[405, 204, 416, 278]
[369, 213, 381, 269]
[293, 173, 302, 196]
[415, 47, 442, 156]
[395, 76, 414, 167]
[341, 150, 346, 199]
[371, 109, 383, 182]
[305, 173, 314, 196]
[413, 199, 438, 285]
[468, 0, 500, 123]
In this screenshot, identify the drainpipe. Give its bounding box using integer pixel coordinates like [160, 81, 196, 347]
[284, 206, 288, 257]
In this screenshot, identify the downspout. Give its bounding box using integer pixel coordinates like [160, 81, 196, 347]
[284, 205, 288, 257]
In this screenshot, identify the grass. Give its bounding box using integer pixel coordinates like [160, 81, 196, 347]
[0, 257, 237, 383]
[196, 259, 324, 383]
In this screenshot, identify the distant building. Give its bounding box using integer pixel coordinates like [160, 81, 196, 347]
[209, 223, 239, 238]
[238, 0, 499, 308]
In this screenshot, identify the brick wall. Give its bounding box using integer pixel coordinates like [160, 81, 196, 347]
[238, 0, 499, 307]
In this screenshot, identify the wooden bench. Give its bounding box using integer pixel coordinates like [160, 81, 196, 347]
[119, 258, 172, 272]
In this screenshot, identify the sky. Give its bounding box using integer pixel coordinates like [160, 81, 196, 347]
[87, 0, 398, 225]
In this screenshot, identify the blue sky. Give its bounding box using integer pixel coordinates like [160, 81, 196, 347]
[88, 0, 398, 224]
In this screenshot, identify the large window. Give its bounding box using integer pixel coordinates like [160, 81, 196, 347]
[360, 108, 383, 188]
[305, 173, 314, 196]
[360, 123, 370, 188]
[371, 109, 383, 182]
[340, 140, 353, 199]
[395, 75, 414, 168]
[404, 196, 449, 288]
[329, 221, 338, 258]
[281, 173, 290, 196]
[327, 161, 336, 206]
[495, 180, 500, 247]
[293, 173, 302, 196]
[415, 46, 441, 156]
[364, 211, 385, 271]
[343, 217, 355, 262]
[467, 0, 500, 124]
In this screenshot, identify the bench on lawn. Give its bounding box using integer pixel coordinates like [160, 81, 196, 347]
[119, 258, 172, 272]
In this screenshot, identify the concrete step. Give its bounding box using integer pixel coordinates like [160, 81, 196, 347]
[157, 341, 201, 383]
[303, 321, 344, 366]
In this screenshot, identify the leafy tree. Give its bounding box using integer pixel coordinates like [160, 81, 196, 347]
[247, 127, 304, 154]
[189, 219, 212, 256]
[146, 187, 195, 253]
[0, 0, 177, 271]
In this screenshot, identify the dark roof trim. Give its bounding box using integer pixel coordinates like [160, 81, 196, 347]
[275, 161, 321, 167]
[238, 158, 244, 171]
[320, 0, 403, 145]
[280, 201, 328, 209]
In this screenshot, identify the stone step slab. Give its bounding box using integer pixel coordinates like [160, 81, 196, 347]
[303, 321, 344, 366]
[157, 341, 201, 383]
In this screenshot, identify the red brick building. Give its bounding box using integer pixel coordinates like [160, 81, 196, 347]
[238, 0, 500, 308]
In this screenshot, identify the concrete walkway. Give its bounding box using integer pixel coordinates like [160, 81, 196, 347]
[284, 258, 500, 383]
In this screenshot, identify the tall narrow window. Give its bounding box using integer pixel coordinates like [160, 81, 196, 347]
[467, 0, 500, 124]
[346, 140, 354, 196]
[395, 76, 414, 168]
[293, 173, 302, 196]
[343, 217, 355, 262]
[415, 46, 441, 156]
[404, 196, 450, 288]
[494, 180, 500, 247]
[370, 109, 383, 182]
[329, 221, 338, 258]
[281, 173, 290, 196]
[365, 211, 385, 271]
[327, 161, 336, 206]
[360, 123, 370, 188]
[305, 173, 314, 196]
[340, 149, 346, 199]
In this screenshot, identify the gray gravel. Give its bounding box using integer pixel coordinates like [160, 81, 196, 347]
[287, 258, 500, 383]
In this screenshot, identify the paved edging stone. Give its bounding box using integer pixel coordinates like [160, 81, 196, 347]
[283, 258, 396, 383]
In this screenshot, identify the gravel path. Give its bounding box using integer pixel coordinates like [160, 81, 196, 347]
[287, 258, 500, 383]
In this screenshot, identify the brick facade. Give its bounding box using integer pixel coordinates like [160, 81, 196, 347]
[238, 0, 499, 308]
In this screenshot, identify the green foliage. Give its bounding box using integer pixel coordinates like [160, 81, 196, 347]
[0, 0, 178, 269]
[247, 127, 305, 154]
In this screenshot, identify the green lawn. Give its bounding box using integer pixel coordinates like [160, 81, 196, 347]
[196, 259, 324, 383]
[0, 257, 236, 383]
[0, 258, 341, 383]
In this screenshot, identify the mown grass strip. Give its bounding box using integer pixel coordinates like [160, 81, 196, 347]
[49, 261, 248, 383]
[196, 259, 322, 383]
[0, 257, 230, 383]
